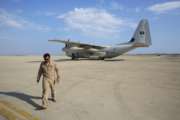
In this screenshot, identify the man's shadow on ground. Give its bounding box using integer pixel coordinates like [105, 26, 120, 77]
[0, 91, 47, 110]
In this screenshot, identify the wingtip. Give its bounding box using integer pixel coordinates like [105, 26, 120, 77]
[48, 39, 55, 42]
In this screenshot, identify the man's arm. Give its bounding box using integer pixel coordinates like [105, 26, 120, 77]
[37, 62, 43, 83]
[55, 63, 60, 83]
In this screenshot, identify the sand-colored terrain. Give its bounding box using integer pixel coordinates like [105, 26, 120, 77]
[0, 55, 180, 120]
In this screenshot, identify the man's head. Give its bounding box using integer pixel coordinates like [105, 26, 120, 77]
[43, 53, 51, 62]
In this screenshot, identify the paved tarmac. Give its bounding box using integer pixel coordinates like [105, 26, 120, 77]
[0, 55, 180, 120]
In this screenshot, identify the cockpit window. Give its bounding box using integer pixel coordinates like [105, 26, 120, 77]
[129, 38, 135, 42]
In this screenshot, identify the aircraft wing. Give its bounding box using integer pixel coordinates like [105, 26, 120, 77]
[49, 39, 106, 49]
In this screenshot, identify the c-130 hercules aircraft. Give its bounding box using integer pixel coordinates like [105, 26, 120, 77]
[49, 19, 151, 60]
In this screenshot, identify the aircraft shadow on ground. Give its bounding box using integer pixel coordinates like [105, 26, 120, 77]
[54, 58, 125, 62]
[0, 91, 48, 110]
[27, 58, 125, 63]
[103, 59, 125, 62]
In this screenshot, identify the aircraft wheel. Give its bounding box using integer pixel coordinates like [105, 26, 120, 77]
[72, 53, 79, 60]
[99, 57, 105, 60]
[71, 53, 76, 60]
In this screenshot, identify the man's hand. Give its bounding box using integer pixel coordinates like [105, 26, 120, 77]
[56, 76, 60, 84]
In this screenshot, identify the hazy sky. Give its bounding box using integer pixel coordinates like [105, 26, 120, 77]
[0, 0, 180, 55]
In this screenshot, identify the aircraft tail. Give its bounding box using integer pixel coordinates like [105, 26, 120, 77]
[129, 19, 151, 47]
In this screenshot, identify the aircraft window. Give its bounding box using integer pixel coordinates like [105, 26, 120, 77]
[140, 31, 144, 35]
[89, 52, 94, 55]
[130, 38, 135, 42]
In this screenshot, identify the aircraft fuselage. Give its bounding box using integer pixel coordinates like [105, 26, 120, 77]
[63, 44, 135, 59]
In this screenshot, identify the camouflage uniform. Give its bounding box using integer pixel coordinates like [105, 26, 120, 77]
[37, 61, 60, 108]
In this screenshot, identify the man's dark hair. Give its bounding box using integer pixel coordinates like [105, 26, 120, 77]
[43, 53, 51, 58]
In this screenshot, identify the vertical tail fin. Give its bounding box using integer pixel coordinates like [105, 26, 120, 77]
[130, 19, 151, 47]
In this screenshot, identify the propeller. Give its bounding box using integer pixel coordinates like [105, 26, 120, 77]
[65, 38, 71, 48]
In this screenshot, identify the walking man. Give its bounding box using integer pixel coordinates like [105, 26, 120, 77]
[37, 53, 60, 109]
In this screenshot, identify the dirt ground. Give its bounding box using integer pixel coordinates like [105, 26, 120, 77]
[0, 55, 180, 120]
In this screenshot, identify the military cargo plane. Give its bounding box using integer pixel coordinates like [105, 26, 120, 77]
[49, 19, 151, 60]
